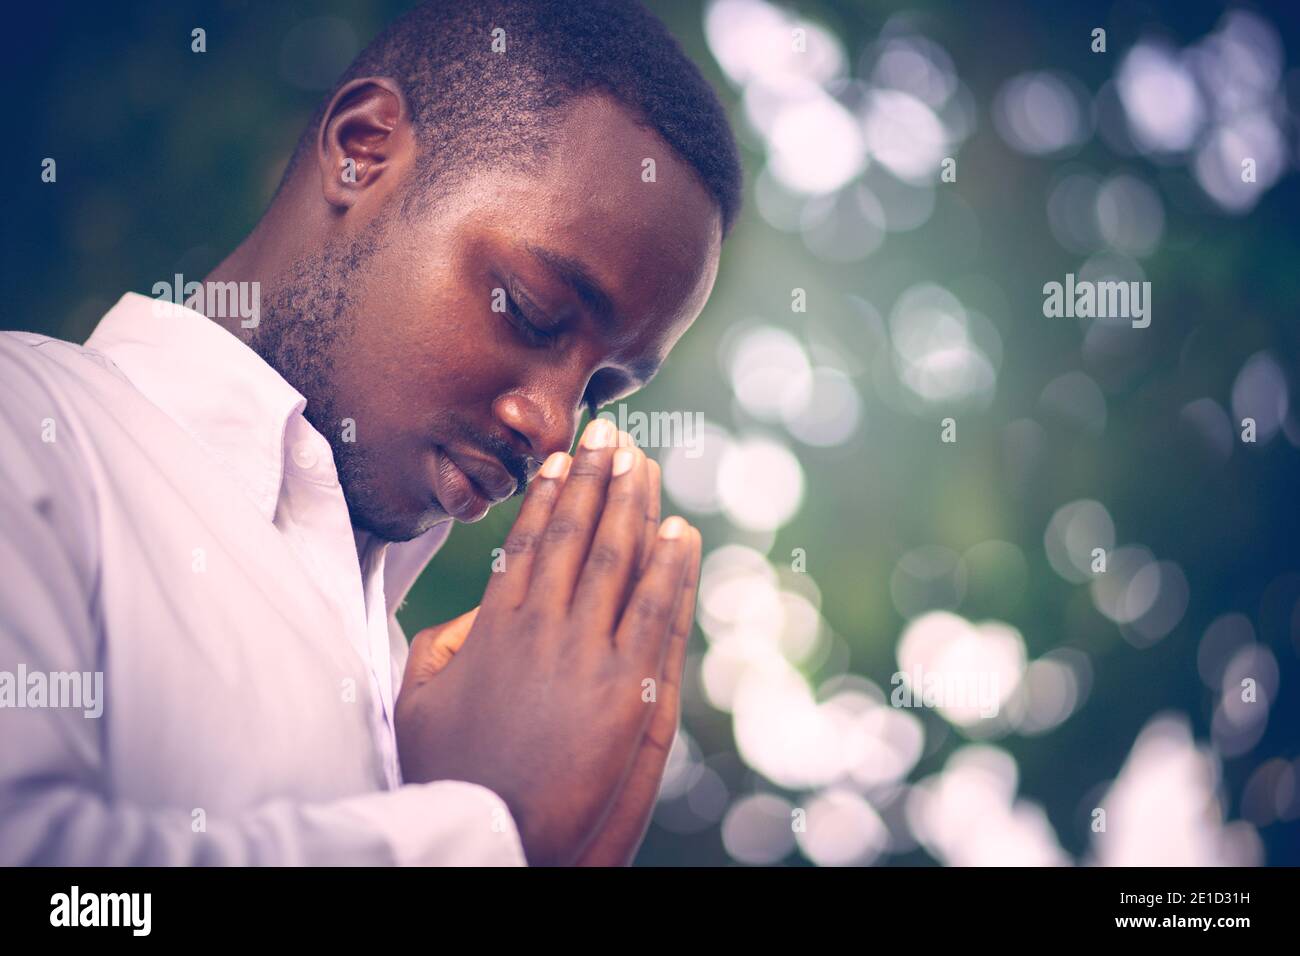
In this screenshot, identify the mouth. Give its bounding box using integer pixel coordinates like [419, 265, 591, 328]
[429, 446, 517, 523]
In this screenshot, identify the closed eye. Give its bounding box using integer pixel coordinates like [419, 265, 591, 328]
[502, 282, 556, 348]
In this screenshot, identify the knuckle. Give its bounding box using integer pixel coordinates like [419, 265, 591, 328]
[586, 542, 624, 573]
[568, 459, 606, 481]
[543, 514, 582, 542]
[631, 592, 669, 625]
[513, 606, 548, 639]
[597, 655, 638, 690]
[504, 529, 540, 555]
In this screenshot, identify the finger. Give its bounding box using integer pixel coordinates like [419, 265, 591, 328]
[405, 606, 480, 689]
[621, 525, 700, 763]
[571, 445, 648, 636]
[526, 418, 620, 607]
[639, 457, 661, 574]
[657, 526, 701, 706]
[614, 516, 693, 669]
[481, 451, 570, 610]
[573, 535, 698, 868]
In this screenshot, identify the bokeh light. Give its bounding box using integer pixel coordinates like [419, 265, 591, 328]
[15, 0, 1299, 870]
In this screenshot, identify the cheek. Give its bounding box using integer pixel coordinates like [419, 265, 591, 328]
[369, 287, 524, 427]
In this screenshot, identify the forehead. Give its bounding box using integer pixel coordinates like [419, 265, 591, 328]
[451, 95, 723, 358]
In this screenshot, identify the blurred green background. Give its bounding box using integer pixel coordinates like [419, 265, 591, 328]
[5, 0, 1299, 866]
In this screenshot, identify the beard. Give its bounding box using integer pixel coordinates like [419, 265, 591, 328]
[248, 225, 433, 543]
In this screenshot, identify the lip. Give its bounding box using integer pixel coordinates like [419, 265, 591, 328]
[429, 446, 516, 522]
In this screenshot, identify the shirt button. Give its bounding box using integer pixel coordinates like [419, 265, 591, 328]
[292, 440, 319, 471]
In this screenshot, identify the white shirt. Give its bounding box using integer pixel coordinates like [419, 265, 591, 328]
[0, 292, 526, 865]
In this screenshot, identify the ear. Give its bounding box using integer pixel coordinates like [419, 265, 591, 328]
[316, 76, 411, 210]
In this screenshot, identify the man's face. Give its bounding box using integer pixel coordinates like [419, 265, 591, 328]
[260, 95, 723, 542]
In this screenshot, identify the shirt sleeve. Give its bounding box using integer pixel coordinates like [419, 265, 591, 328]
[0, 337, 527, 866]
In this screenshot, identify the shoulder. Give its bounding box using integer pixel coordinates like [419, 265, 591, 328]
[0, 331, 122, 491]
[0, 330, 127, 396]
[0, 331, 109, 587]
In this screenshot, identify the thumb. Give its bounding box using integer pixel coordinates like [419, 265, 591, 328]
[405, 606, 480, 690]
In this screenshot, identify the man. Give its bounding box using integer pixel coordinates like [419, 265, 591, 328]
[0, 0, 740, 866]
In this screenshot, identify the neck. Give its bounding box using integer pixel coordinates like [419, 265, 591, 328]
[200, 220, 273, 344]
[200, 174, 315, 342]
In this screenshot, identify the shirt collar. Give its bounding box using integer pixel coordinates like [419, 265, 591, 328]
[85, 291, 451, 611]
[87, 292, 304, 522]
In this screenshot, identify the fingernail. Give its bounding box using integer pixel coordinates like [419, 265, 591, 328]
[540, 452, 569, 478]
[582, 417, 615, 450]
[612, 448, 637, 476]
[659, 516, 687, 540]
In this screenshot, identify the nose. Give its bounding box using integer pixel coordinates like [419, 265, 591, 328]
[493, 391, 581, 469]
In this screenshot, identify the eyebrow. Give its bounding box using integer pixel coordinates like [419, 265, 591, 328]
[524, 243, 659, 384]
[525, 244, 617, 324]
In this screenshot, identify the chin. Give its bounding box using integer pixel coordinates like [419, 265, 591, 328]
[347, 494, 446, 544]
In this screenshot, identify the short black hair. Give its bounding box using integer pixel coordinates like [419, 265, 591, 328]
[284, 0, 742, 234]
